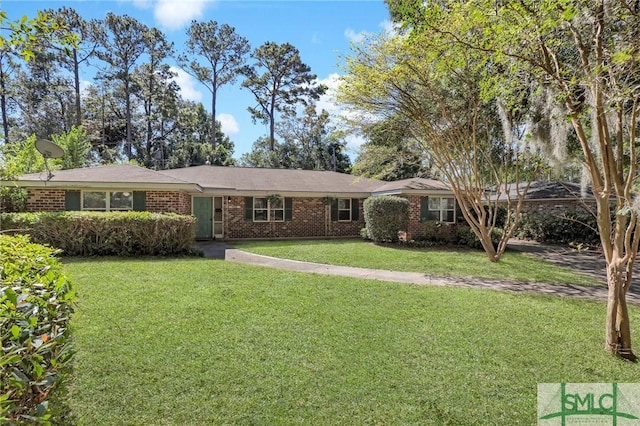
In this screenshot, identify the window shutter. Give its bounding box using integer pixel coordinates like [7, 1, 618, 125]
[284, 197, 293, 221]
[455, 199, 464, 223]
[245, 197, 253, 221]
[65, 190, 81, 211]
[330, 199, 338, 221]
[351, 198, 359, 221]
[420, 196, 429, 222]
[133, 191, 146, 211]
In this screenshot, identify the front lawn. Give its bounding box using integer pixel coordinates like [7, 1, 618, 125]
[233, 239, 599, 286]
[58, 258, 637, 425]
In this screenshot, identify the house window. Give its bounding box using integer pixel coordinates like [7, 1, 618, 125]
[338, 198, 351, 221]
[82, 191, 133, 212]
[253, 197, 284, 222]
[428, 197, 455, 222]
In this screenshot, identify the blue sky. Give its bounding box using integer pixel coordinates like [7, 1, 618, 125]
[1, 0, 392, 159]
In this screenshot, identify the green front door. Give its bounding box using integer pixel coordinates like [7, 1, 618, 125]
[193, 197, 213, 239]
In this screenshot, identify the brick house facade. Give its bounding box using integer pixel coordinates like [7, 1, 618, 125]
[11, 164, 460, 241]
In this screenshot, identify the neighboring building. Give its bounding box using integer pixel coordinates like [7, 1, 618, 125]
[496, 181, 596, 215]
[8, 165, 457, 240]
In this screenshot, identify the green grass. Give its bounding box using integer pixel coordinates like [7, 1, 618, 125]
[58, 257, 638, 425]
[233, 239, 599, 286]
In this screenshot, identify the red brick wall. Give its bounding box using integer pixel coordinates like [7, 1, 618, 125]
[146, 190, 191, 214]
[405, 195, 425, 239]
[26, 189, 66, 212]
[25, 188, 191, 214]
[225, 196, 365, 240]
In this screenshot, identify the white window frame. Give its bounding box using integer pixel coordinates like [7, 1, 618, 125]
[337, 198, 352, 222]
[82, 190, 133, 212]
[428, 196, 455, 223]
[253, 197, 285, 222]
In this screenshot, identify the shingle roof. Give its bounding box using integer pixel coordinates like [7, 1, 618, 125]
[13, 164, 453, 196]
[159, 165, 383, 194]
[372, 177, 451, 193]
[497, 181, 593, 201]
[15, 164, 195, 186]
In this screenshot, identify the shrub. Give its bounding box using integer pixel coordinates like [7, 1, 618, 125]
[363, 196, 410, 243]
[423, 220, 457, 243]
[0, 211, 196, 256]
[514, 210, 599, 245]
[455, 224, 503, 249]
[0, 235, 76, 423]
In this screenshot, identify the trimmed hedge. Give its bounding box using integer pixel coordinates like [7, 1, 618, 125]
[0, 211, 196, 256]
[363, 196, 410, 243]
[1, 235, 76, 423]
[514, 210, 599, 245]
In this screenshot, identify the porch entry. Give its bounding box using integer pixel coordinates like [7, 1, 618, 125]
[193, 196, 224, 239]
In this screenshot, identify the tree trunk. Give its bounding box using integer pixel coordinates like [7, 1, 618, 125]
[269, 90, 276, 151]
[605, 261, 637, 361]
[0, 64, 9, 145]
[211, 73, 217, 156]
[73, 49, 82, 126]
[125, 79, 132, 159]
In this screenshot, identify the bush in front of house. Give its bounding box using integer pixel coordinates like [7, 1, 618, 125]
[363, 196, 410, 243]
[411, 221, 503, 249]
[0, 211, 196, 256]
[0, 234, 76, 423]
[514, 210, 599, 245]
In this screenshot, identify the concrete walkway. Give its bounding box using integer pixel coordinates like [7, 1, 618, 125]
[194, 240, 640, 304]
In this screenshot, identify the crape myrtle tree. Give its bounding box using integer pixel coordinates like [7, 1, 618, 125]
[387, 0, 640, 360]
[179, 21, 250, 154]
[242, 42, 327, 152]
[339, 31, 541, 262]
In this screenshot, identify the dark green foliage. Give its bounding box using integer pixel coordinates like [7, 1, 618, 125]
[413, 221, 502, 249]
[0, 235, 76, 423]
[1, 212, 196, 256]
[363, 196, 409, 242]
[514, 210, 599, 245]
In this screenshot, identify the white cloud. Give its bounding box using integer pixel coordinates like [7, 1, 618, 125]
[315, 73, 342, 115]
[170, 67, 203, 102]
[379, 20, 398, 36]
[344, 28, 365, 44]
[217, 113, 239, 135]
[154, 0, 211, 31]
[130, 0, 153, 9]
[314, 73, 369, 154]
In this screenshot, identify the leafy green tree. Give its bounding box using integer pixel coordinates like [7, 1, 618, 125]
[0, 134, 46, 211]
[52, 125, 91, 169]
[387, 0, 640, 360]
[238, 137, 286, 168]
[164, 100, 235, 169]
[0, 10, 76, 144]
[339, 31, 540, 262]
[14, 49, 75, 138]
[48, 7, 101, 126]
[94, 13, 148, 159]
[276, 104, 351, 171]
[242, 42, 327, 151]
[179, 21, 249, 154]
[351, 115, 429, 181]
[134, 27, 176, 166]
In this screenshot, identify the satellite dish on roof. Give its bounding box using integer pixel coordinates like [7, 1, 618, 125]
[35, 139, 65, 180]
[35, 139, 65, 159]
